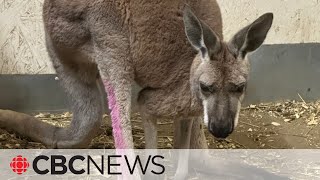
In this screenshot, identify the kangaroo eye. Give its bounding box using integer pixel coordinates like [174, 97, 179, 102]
[233, 83, 246, 93]
[200, 83, 216, 94]
[200, 83, 210, 93]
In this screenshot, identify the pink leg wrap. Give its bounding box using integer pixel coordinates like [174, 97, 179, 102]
[103, 80, 127, 149]
[104, 81, 139, 179]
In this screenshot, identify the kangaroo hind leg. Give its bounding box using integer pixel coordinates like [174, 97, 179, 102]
[46, 36, 103, 148]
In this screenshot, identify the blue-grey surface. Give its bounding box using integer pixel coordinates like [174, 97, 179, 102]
[245, 43, 320, 105]
[0, 43, 320, 112]
[0, 74, 68, 112]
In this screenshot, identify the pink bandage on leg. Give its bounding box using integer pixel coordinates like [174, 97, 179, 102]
[103, 80, 127, 149]
[103, 81, 140, 179]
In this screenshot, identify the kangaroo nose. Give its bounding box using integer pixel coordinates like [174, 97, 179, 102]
[209, 120, 233, 139]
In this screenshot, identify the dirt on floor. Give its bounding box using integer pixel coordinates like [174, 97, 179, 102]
[0, 100, 319, 149]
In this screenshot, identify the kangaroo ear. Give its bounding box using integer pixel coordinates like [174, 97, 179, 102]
[229, 13, 274, 58]
[183, 5, 221, 59]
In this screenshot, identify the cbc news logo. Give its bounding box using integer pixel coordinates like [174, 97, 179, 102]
[10, 155, 30, 175]
[8, 154, 165, 176]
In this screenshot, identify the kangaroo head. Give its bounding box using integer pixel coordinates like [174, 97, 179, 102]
[183, 6, 273, 138]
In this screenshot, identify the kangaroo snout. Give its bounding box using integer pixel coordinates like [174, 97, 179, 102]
[208, 118, 234, 139]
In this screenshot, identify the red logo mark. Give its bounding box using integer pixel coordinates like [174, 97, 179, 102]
[10, 155, 30, 175]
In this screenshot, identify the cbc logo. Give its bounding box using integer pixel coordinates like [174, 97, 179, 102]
[8, 154, 165, 176]
[10, 155, 30, 175]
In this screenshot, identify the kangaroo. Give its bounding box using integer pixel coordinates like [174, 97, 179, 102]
[0, 0, 273, 179]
